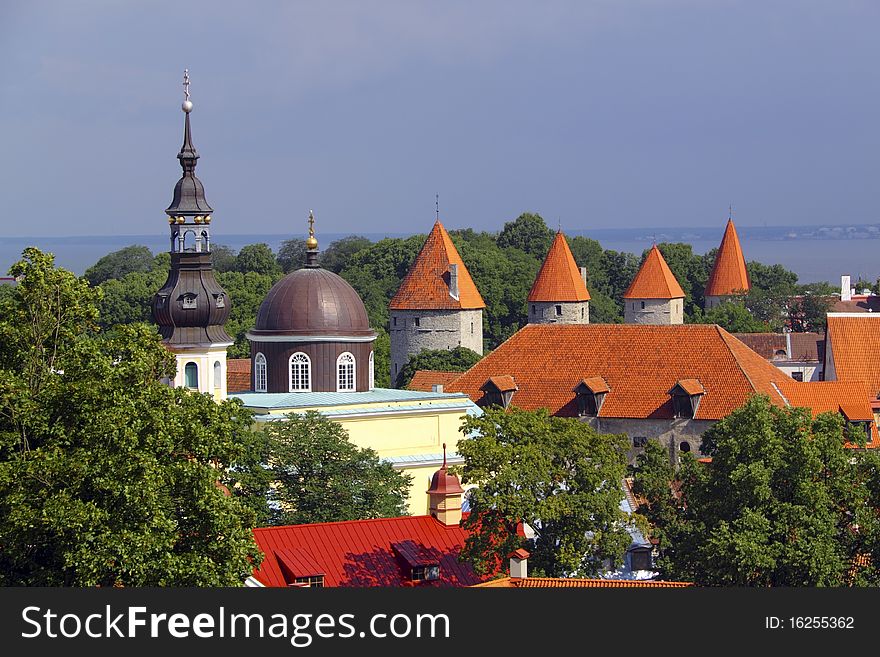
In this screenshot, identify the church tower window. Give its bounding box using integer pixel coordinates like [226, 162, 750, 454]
[184, 362, 199, 389]
[255, 353, 267, 392]
[337, 352, 356, 392]
[289, 352, 312, 392]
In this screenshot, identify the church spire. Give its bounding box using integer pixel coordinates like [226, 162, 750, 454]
[166, 69, 213, 218]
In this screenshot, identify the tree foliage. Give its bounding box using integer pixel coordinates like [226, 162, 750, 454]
[276, 238, 308, 274]
[496, 212, 554, 257]
[456, 407, 631, 578]
[248, 411, 412, 526]
[84, 245, 156, 286]
[236, 243, 281, 277]
[0, 248, 261, 586]
[397, 347, 482, 388]
[633, 395, 880, 586]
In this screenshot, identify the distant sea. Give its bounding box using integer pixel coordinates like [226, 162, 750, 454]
[2, 224, 879, 286]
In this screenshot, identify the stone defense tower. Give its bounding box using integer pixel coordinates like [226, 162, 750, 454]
[623, 245, 686, 324]
[704, 218, 750, 310]
[152, 71, 233, 400]
[389, 220, 485, 384]
[527, 230, 591, 324]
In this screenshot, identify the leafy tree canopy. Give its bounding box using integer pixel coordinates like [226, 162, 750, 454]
[320, 236, 373, 274]
[694, 299, 768, 333]
[0, 248, 261, 586]
[456, 407, 631, 578]
[397, 347, 482, 388]
[246, 411, 412, 526]
[84, 244, 156, 286]
[496, 212, 554, 258]
[236, 243, 281, 277]
[276, 238, 308, 274]
[633, 395, 880, 586]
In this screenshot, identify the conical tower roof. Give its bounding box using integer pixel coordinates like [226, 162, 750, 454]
[705, 219, 750, 297]
[623, 245, 686, 299]
[390, 220, 485, 310]
[528, 231, 590, 302]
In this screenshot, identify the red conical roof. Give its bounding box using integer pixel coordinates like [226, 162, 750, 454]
[623, 245, 685, 299]
[390, 221, 485, 310]
[528, 231, 591, 302]
[705, 219, 750, 297]
[426, 444, 464, 495]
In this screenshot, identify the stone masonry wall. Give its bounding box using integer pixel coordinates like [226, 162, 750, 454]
[624, 298, 683, 325]
[581, 416, 714, 466]
[528, 300, 589, 325]
[390, 309, 483, 382]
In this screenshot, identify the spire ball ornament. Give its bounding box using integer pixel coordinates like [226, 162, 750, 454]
[181, 69, 193, 113]
[306, 209, 318, 250]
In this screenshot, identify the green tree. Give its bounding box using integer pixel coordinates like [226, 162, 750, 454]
[320, 236, 373, 273]
[96, 268, 168, 329]
[256, 411, 412, 525]
[788, 284, 836, 333]
[633, 395, 880, 586]
[236, 243, 281, 277]
[276, 238, 308, 274]
[0, 248, 261, 586]
[211, 244, 238, 273]
[496, 212, 554, 258]
[456, 407, 631, 577]
[695, 299, 767, 333]
[217, 271, 280, 358]
[397, 347, 482, 388]
[372, 328, 391, 388]
[84, 245, 156, 286]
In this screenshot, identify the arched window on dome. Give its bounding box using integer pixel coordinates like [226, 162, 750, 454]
[337, 352, 356, 392]
[184, 362, 199, 389]
[255, 353, 267, 392]
[369, 352, 375, 390]
[289, 352, 311, 392]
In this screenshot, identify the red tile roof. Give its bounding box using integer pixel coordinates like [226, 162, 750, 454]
[527, 231, 590, 302]
[705, 219, 750, 297]
[484, 375, 518, 393]
[407, 370, 464, 392]
[227, 358, 252, 393]
[473, 577, 693, 588]
[623, 245, 685, 300]
[732, 332, 823, 362]
[674, 379, 705, 396]
[446, 324, 874, 425]
[831, 295, 880, 313]
[826, 314, 880, 397]
[389, 221, 485, 310]
[580, 377, 610, 394]
[252, 514, 488, 587]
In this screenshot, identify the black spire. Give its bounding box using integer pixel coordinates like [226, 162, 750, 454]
[166, 71, 213, 216]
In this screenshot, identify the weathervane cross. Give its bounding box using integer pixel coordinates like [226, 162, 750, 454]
[308, 209, 315, 238]
[183, 69, 191, 102]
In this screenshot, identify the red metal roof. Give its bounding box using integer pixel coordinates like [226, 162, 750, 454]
[527, 231, 591, 302]
[252, 514, 488, 587]
[474, 577, 693, 588]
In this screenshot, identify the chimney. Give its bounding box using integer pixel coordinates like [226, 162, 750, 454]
[509, 548, 529, 579]
[431, 384, 444, 393]
[841, 275, 852, 302]
[448, 264, 460, 300]
[785, 329, 792, 360]
[580, 266, 587, 286]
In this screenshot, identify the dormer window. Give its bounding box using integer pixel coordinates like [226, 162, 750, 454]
[392, 540, 441, 584]
[668, 379, 705, 419]
[275, 548, 325, 588]
[840, 404, 874, 445]
[574, 377, 610, 417]
[480, 376, 518, 409]
[179, 293, 197, 309]
[214, 293, 226, 308]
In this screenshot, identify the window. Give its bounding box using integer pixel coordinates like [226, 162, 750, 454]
[292, 576, 324, 588]
[337, 352, 356, 391]
[393, 316, 397, 327]
[412, 565, 440, 581]
[184, 362, 198, 389]
[471, 322, 474, 334]
[289, 352, 311, 392]
[531, 305, 535, 314]
[632, 436, 648, 448]
[369, 352, 375, 390]
[555, 305, 563, 316]
[255, 353, 267, 392]
[415, 317, 420, 327]
[641, 301, 645, 310]
[213, 361, 221, 388]
[679, 441, 691, 452]
[214, 293, 225, 308]
[630, 549, 652, 571]
[791, 371, 804, 382]
[180, 293, 197, 309]
[581, 307, 584, 320]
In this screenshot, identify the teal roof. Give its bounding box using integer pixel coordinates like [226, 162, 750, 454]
[232, 387, 477, 411]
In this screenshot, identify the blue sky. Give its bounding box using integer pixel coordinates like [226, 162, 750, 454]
[0, 1, 877, 237]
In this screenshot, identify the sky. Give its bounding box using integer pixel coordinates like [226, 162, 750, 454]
[0, 0, 878, 238]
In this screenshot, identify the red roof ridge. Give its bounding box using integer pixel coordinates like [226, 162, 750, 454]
[253, 513, 467, 534]
[623, 245, 685, 299]
[390, 220, 485, 311]
[527, 231, 591, 302]
[705, 219, 750, 297]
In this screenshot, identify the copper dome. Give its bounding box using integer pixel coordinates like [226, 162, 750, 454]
[251, 267, 375, 338]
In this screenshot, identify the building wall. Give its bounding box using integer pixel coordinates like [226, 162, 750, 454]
[624, 298, 684, 325]
[528, 300, 589, 325]
[775, 362, 821, 382]
[389, 309, 483, 382]
[583, 416, 715, 465]
[249, 340, 374, 393]
[172, 345, 229, 401]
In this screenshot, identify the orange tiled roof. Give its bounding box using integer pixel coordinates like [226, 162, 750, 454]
[389, 221, 485, 310]
[446, 324, 874, 424]
[826, 314, 880, 397]
[623, 245, 685, 299]
[484, 375, 518, 393]
[674, 379, 705, 396]
[527, 231, 590, 302]
[580, 376, 610, 394]
[473, 577, 693, 588]
[705, 219, 750, 297]
[407, 370, 464, 392]
[227, 358, 252, 393]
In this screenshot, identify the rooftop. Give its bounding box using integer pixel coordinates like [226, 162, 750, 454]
[232, 387, 478, 411]
[527, 231, 590, 302]
[705, 219, 750, 297]
[826, 313, 880, 397]
[623, 245, 685, 300]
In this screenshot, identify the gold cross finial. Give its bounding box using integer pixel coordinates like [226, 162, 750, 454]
[306, 209, 318, 250]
